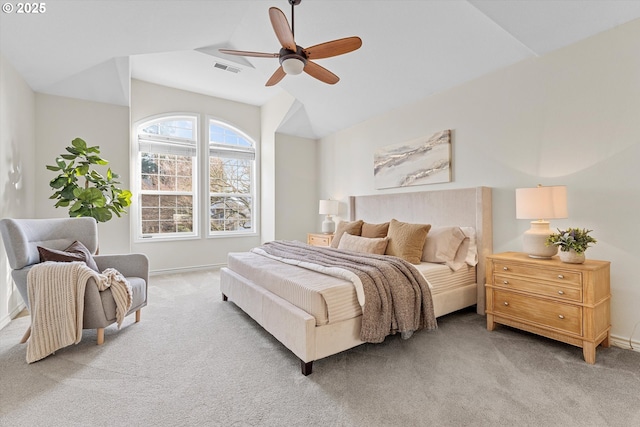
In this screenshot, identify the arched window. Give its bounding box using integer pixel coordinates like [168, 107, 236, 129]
[135, 115, 198, 239]
[208, 119, 256, 235]
[134, 114, 257, 240]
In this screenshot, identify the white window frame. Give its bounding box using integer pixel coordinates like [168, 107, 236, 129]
[134, 114, 199, 242]
[207, 118, 257, 237]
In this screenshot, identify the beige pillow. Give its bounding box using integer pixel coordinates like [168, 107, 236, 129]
[338, 233, 389, 255]
[446, 227, 478, 271]
[385, 219, 431, 264]
[330, 220, 364, 248]
[361, 221, 389, 238]
[422, 226, 466, 264]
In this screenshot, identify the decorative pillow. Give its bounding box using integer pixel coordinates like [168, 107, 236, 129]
[422, 226, 466, 264]
[385, 219, 431, 264]
[446, 227, 478, 271]
[361, 221, 389, 238]
[330, 220, 363, 248]
[338, 233, 389, 255]
[37, 240, 100, 272]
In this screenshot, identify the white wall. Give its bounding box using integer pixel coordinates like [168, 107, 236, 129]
[34, 94, 131, 254]
[130, 79, 264, 271]
[0, 53, 36, 327]
[318, 20, 640, 346]
[274, 132, 317, 241]
[260, 91, 296, 243]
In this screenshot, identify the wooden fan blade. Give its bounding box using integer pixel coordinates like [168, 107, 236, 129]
[304, 61, 339, 85]
[218, 49, 279, 58]
[304, 37, 362, 60]
[266, 66, 286, 86]
[269, 7, 296, 51]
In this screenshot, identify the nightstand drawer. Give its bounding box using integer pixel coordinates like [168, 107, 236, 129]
[492, 289, 582, 335]
[493, 262, 582, 286]
[493, 274, 582, 302]
[307, 233, 333, 247]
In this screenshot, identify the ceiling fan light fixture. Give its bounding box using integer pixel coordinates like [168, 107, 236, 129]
[282, 57, 305, 75]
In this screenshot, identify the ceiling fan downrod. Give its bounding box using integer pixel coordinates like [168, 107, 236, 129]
[289, 0, 301, 38]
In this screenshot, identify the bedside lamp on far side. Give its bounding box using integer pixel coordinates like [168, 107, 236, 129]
[319, 199, 339, 234]
[516, 185, 568, 259]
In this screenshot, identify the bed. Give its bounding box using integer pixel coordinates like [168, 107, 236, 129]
[220, 186, 492, 375]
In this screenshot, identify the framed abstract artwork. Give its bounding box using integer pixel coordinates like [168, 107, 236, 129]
[373, 129, 452, 189]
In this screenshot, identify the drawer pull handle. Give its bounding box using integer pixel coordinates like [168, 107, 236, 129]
[503, 280, 509, 285]
[503, 302, 509, 306]
[558, 314, 565, 319]
[503, 267, 508, 271]
[557, 274, 564, 279]
[558, 290, 564, 295]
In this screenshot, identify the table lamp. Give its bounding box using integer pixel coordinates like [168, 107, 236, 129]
[516, 185, 568, 258]
[319, 199, 339, 234]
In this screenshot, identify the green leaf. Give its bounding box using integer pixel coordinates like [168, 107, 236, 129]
[66, 147, 81, 156]
[71, 138, 88, 151]
[70, 200, 83, 212]
[61, 185, 77, 200]
[92, 208, 112, 223]
[46, 165, 61, 172]
[117, 189, 133, 207]
[76, 164, 90, 176]
[50, 177, 68, 189]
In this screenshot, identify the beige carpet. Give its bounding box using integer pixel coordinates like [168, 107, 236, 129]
[1, 268, 639, 426]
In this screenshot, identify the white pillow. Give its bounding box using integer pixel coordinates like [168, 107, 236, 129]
[338, 233, 389, 255]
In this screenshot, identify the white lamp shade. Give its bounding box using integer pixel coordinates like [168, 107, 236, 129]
[282, 57, 305, 75]
[516, 185, 568, 220]
[516, 185, 567, 258]
[318, 199, 339, 215]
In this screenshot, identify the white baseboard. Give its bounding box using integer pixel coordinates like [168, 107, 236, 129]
[150, 263, 225, 276]
[610, 334, 640, 352]
[0, 302, 27, 330]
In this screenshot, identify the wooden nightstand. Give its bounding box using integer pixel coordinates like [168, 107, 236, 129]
[485, 251, 611, 364]
[307, 233, 334, 247]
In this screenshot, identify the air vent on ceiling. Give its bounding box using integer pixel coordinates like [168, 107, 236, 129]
[213, 62, 241, 73]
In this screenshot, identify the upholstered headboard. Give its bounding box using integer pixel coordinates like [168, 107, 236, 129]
[349, 186, 493, 314]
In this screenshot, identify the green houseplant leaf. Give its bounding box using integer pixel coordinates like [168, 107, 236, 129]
[47, 138, 132, 223]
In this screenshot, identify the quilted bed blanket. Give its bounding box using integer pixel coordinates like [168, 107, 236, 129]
[255, 240, 437, 343]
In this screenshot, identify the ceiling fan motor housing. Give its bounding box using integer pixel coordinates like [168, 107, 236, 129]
[279, 46, 308, 74]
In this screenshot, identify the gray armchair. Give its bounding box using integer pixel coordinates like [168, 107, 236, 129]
[0, 217, 148, 345]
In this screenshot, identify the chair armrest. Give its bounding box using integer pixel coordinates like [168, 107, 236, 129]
[93, 253, 149, 284]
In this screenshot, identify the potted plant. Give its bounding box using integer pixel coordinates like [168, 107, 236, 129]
[546, 228, 597, 264]
[47, 138, 132, 223]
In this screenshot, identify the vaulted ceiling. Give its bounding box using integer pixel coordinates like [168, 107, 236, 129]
[2, 1, 639, 139]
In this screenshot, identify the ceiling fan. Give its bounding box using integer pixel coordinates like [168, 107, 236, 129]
[219, 0, 362, 86]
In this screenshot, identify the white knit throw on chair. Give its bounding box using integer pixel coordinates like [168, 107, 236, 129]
[26, 261, 132, 363]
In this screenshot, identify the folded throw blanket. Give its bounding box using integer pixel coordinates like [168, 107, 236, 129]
[255, 240, 437, 343]
[26, 261, 132, 363]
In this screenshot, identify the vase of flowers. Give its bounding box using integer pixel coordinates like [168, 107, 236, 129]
[545, 228, 597, 264]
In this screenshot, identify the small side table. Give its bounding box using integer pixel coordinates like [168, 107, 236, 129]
[307, 233, 334, 247]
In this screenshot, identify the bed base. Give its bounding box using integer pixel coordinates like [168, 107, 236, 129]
[221, 267, 478, 375]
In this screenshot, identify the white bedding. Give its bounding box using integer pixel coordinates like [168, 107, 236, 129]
[227, 249, 476, 327]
